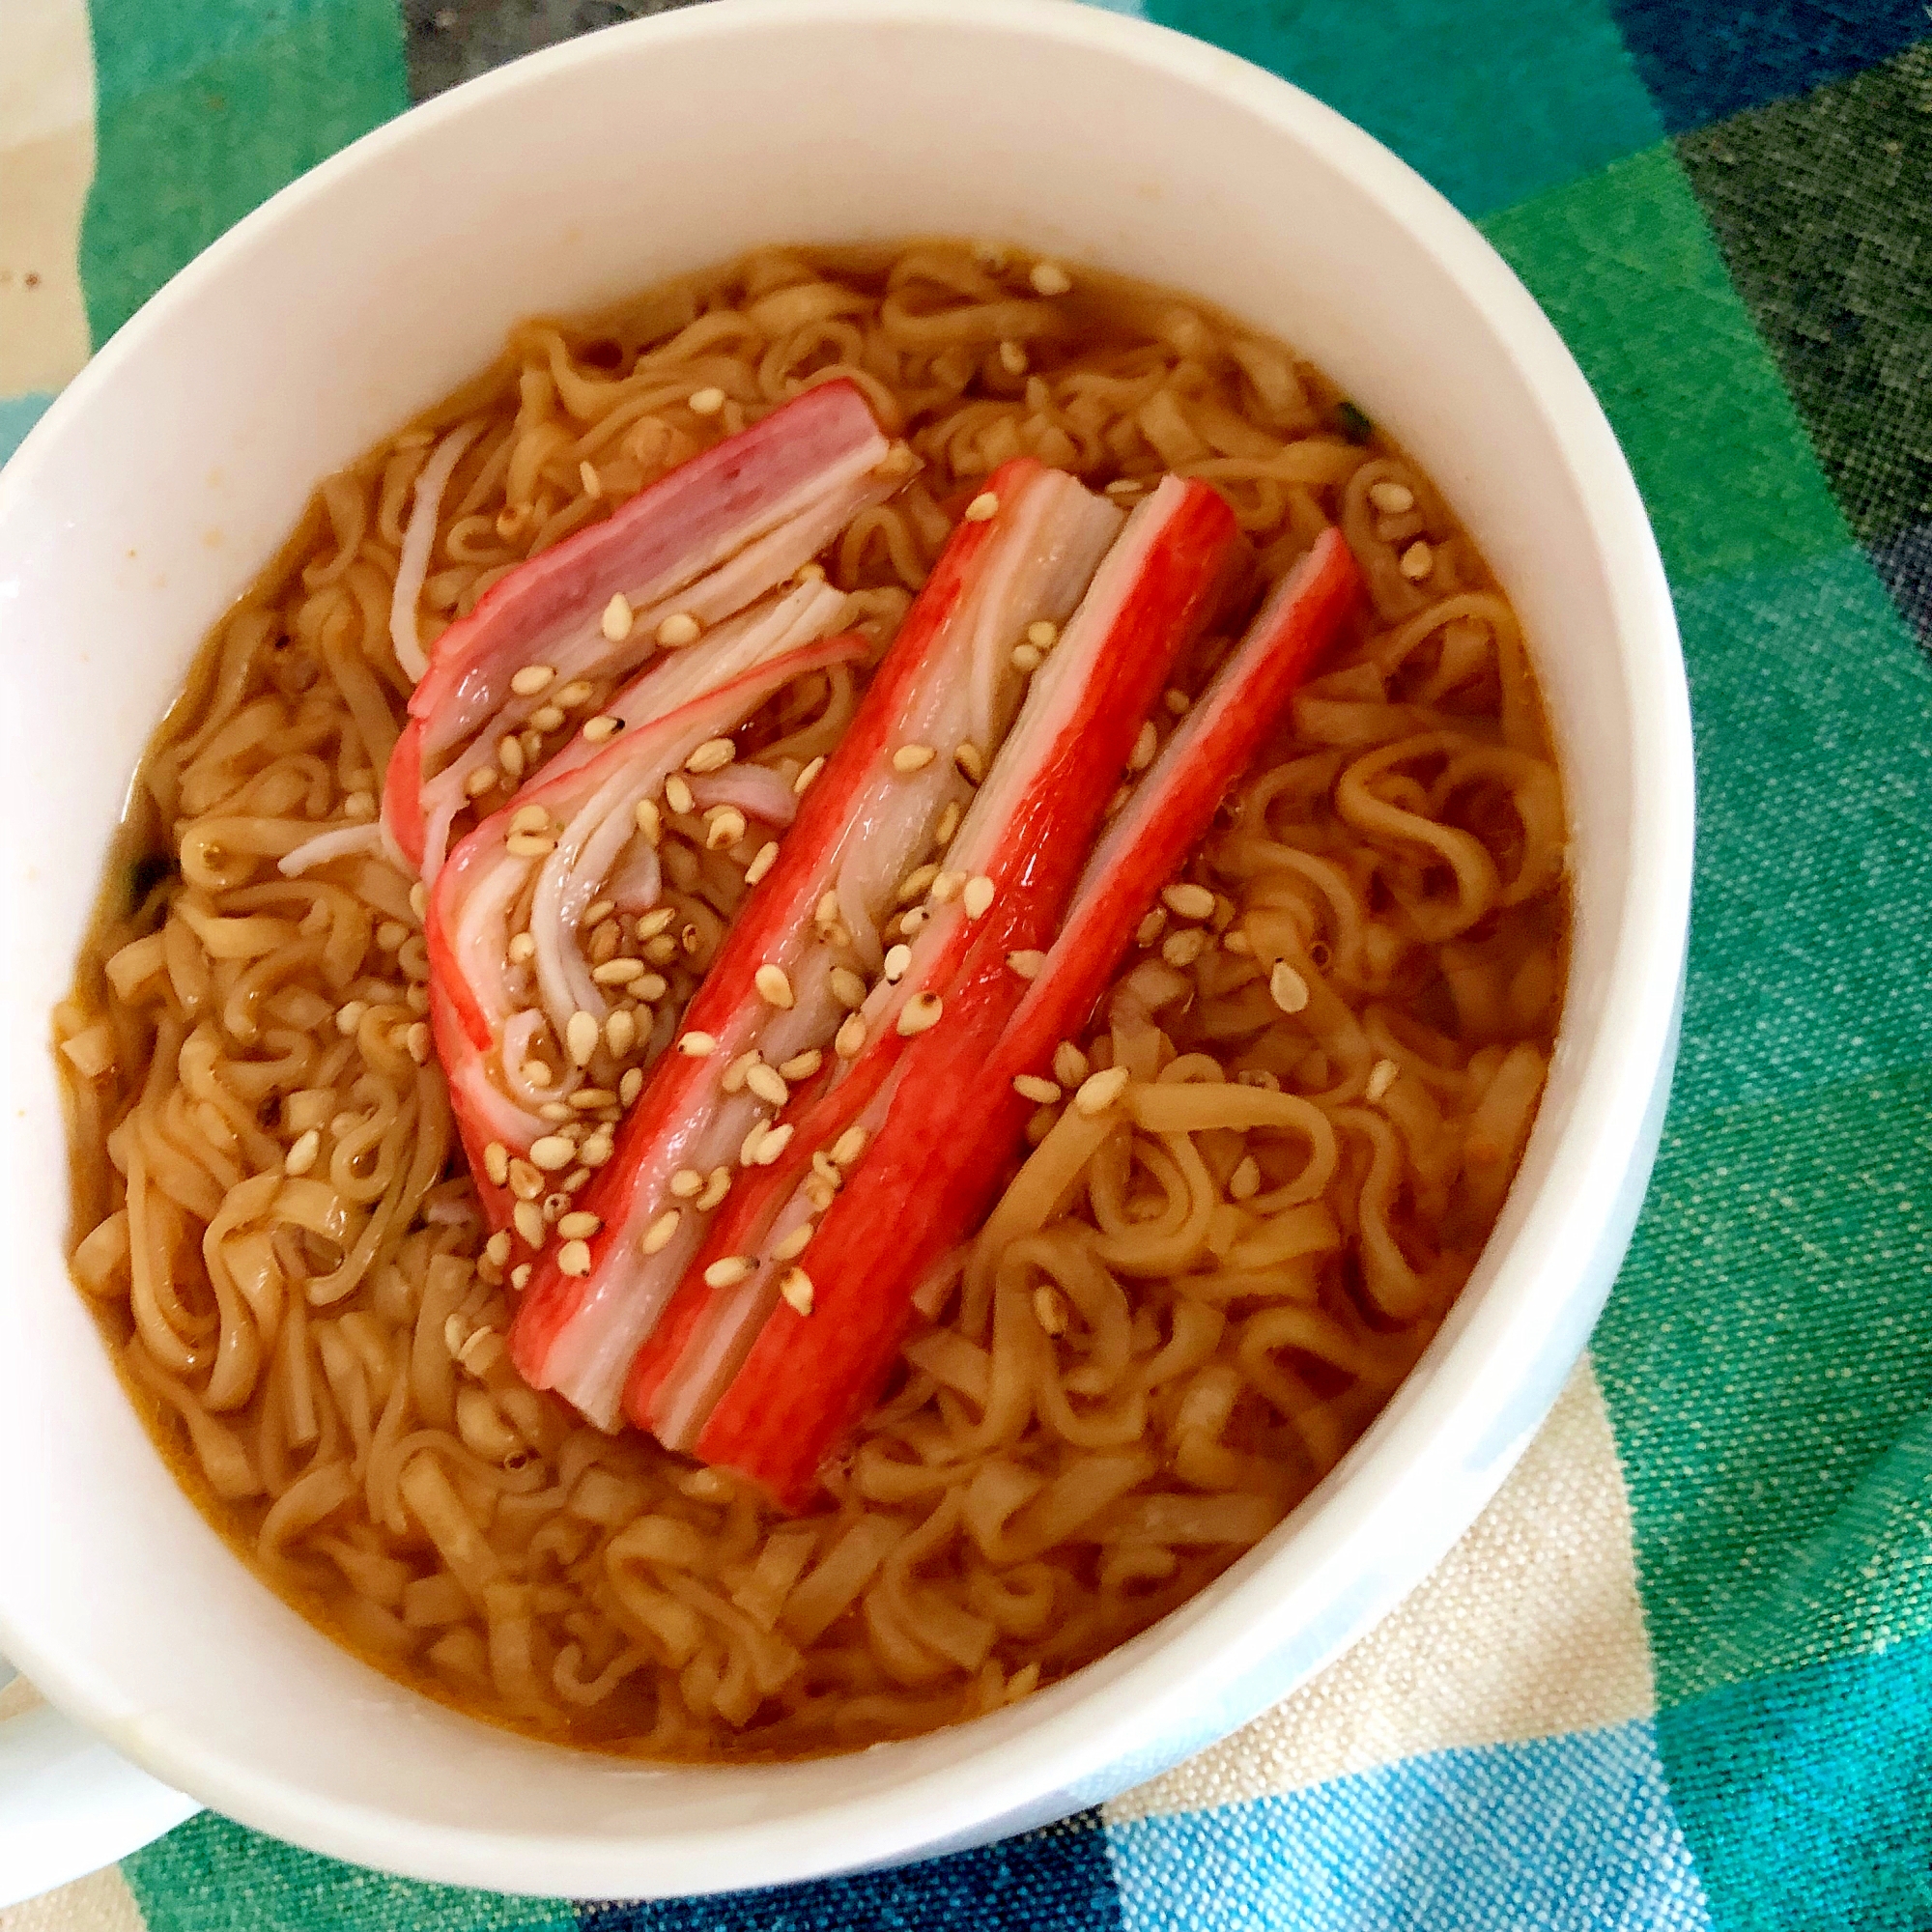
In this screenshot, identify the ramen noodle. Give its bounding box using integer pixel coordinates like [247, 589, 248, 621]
[57, 242, 1565, 1760]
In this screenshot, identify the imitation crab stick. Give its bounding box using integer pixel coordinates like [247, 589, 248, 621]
[385, 380, 899, 880]
[507, 458, 1125, 1426]
[620, 477, 1250, 1473]
[426, 584, 867, 1235]
[682, 525, 1360, 1507]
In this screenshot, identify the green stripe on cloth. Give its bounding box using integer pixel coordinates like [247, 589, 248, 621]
[123, 1811, 578, 1932]
[1479, 144, 1849, 584]
[79, 0, 407, 344]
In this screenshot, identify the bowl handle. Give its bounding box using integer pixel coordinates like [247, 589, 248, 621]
[0, 1657, 201, 1907]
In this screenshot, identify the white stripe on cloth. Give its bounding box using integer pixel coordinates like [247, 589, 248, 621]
[1109, 1354, 1653, 1822]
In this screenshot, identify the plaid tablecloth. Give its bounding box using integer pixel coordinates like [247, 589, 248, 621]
[5, 0, 1931, 1925]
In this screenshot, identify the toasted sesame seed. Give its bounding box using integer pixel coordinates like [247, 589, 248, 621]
[484, 1231, 513, 1267]
[882, 944, 912, 983]
[746, 839, 780, 886]
[773, 1222, 814, 1262]
[1128, 722, 1158, 772]
[592, 958, 645, 985]
[510, 664, 555, 697]
[636, 970, 668, 1001]
[606, 1009, 638, 1058]
[1366, 1058, 1400, 1103]
[465, 766, 497, 798]
[506, 830, 554, 859]
[678, 1031, 717, 1057]
[754, 962, 794, 1009]
[635, 906, 676, 940]
[510, 1263, 532, 1290]
[953, 741, 985, 784]
[1013, 1074, 1061, 1104]
[794, 755, 825, 795]
[1164, 689, 1191, 719]
[642, 1208, 681, 1254]
[705, 805, 747, 851]
[831, 1126, 869, 1167]
[497, 734, 526, 778]
[538, 1102, 573, 1123]
[805, 1173, 838, 1211]
[665, 773, 694, 814]
[1029, 261, 1072, 296]
[1011, 642, 1042, 672]
[619, 1067, 643, 1106]
[643, 934, 677, 965]
[1162, 882, 1216, 921]
[509, 1156, 544, 1200]
[558, 1210, 602, 1240]
[601, 593, 634, 642]
[1137, 908, 1168, 947]
[687, 736, 736, 774]
[579, 1131, 615, 1167]
[746, 1064, 790, 1107]
[963, 874, 995, 919]
[930, 869, 964, 902]
[779, 1267, 814, 1315]
[998, 339, 1028, 376]
[1075, 1066, 1130, 1115]
[1369, 480, 1415, 515]
[1163, 929, 1209, 968]
[896, 863, 939, 906]
[565, 1009, 599, 1066]
[1269, 961, 1311, 1013]
[1007, 949, 1046, 979]
[530, 1135, 575, 1172]
[513, 1200, 547, 1247]
[893, 743, 937, 773]
[934, 801, 962, 846]
[835, 1012, 867, 1058]
[897, 991, 943, 1036]
[697, 1167, 732, 1211]
[583, 714, 621, 744]
[1053, 1041, 1090, 1088]
[634, 797, 661, 844]
[962, 492, 1000, 523]
[750, 1122, 792, 1166]
[508, 931, 537, 964]
[689, 385, 725, 415]
[483, 1141, 511, 1186]
[284, 1128, 321, 1177]
[1399, 540, 1433, 582]
[656, 611, 702, 648]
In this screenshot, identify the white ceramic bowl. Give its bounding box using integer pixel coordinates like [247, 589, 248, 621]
[0, 0, 1691, 1901]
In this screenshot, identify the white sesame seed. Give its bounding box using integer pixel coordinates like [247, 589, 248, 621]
[962, 492, 1000, 523]
[528, 1135, 574, 1172]
[1224, 929, 1254, 955]
[497, 734, 526, 778]
[794, 755, 825, 795]
[483, 1142, 511, 1186]
[930, 869, 964, 902]
[1366, 1058, 1401, 1103]
[1162, 882, 1217, 921]
[1104, 478, 1146, 500]
[747, 1064, 789, 1107]
[963, 875, 995, 919]
[1128, 722, 1158, 772]
[1013, 1074, 1061, 1104]
[1029, 261, 1072, 296]
[505, 830, 554, 859]
[579, 1132, 614, 1167]
[665, 773, 694, 814]
[1075, 1066, 1130, 1115]
[602, 593, 634, 643]
[670, 1168, 704, 1199]
[1011, 642, 1042, 672]
[511, 1263, 532, 1290]
[1163, 929, 1209, 968]
[538, 1102, 573, 1123]
[1399, 540, 1434, 582]
[656, 611, 702, 648]
[484, 1230, 513, 1266]
[558, 1210, 601, 1239]
[510, 664, 555, 697]
[835, 1013, 867, 1059]
[678, 1031, 717, 1057]
[831, 966, 869, 1009]
[520, 1059, 554, 1090]
[953, 741, 985, 784]
[1033, 1284, 1068, 1336]
[755, 963, 794, 1009]
[1053, 1042, 1090, 1089]
[642, 1208, 681, 1254]
[697, 1167, 731, 1211]
[643, 935, 677, 964]
[1270, 961, 1311, 1013]
[558, 679, 595, 708]
[686, 737, 736, 774]
[779, 1049, 823, 1081]
[750, 1122, 793, 1166]
[934, 801, 962, 846]
[284, 1128, 321, 1177]
[811, 1150, 842, 1188]
[606, 1009, 638, 1059]
[592, 958, 645, 985]
[586, 900, 613, 927]
[634, 797, 661, 844]
[831, 1126, 869, 1168]
[805, 1173, 838, 1211]
[1164, 688, 1191, 718]
[705, 805, 747, 851]
[689, 385, 725, 415]
[897, 863, 940, 906]
[882, 944, 912, 983]
[619, 1067, 643, 1106]
[565, 1009, 599, 1066]
[508, 805, 548, 837]
[1007, 949, 1046, 980]
[746, 840, 780, 886]
[772, 1222, 813, 1262]
[1369, 480, 1415, 515]
[893, 743, 937, 773]
[779, 1267, 814, 1315]
[582, 714, 620, 744]
[513, 1200, 547, 1248]
[465, 766, 497, 798]
[1028, 621, 1059, 650]
[902, 907, 928, 935]
[897, 991, 943, 1036]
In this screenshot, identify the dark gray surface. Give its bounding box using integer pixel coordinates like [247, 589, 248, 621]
[403, 0, 715, 100]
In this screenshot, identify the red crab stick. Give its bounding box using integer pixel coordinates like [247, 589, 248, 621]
[626, 477, 1248, 1470]
[507, 458, 1124, 1426]
[685, 525, 1360, 1506]
[387, 380, 897, 880]
[428, 603, 867, 1235]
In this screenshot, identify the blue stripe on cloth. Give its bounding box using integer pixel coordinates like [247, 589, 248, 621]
[1105, 1720, 1715, 1932]
[578, 1809, 1123, 1932]
[0, 390, 55, 469]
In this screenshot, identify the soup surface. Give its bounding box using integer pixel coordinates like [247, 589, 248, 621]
[58, 241, 1566, 1760]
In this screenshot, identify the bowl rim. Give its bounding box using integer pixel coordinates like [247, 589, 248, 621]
[0, 0, 1694, 1896]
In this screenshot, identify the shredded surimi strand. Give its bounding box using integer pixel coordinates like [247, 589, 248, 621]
[389, 420, 484, 683]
